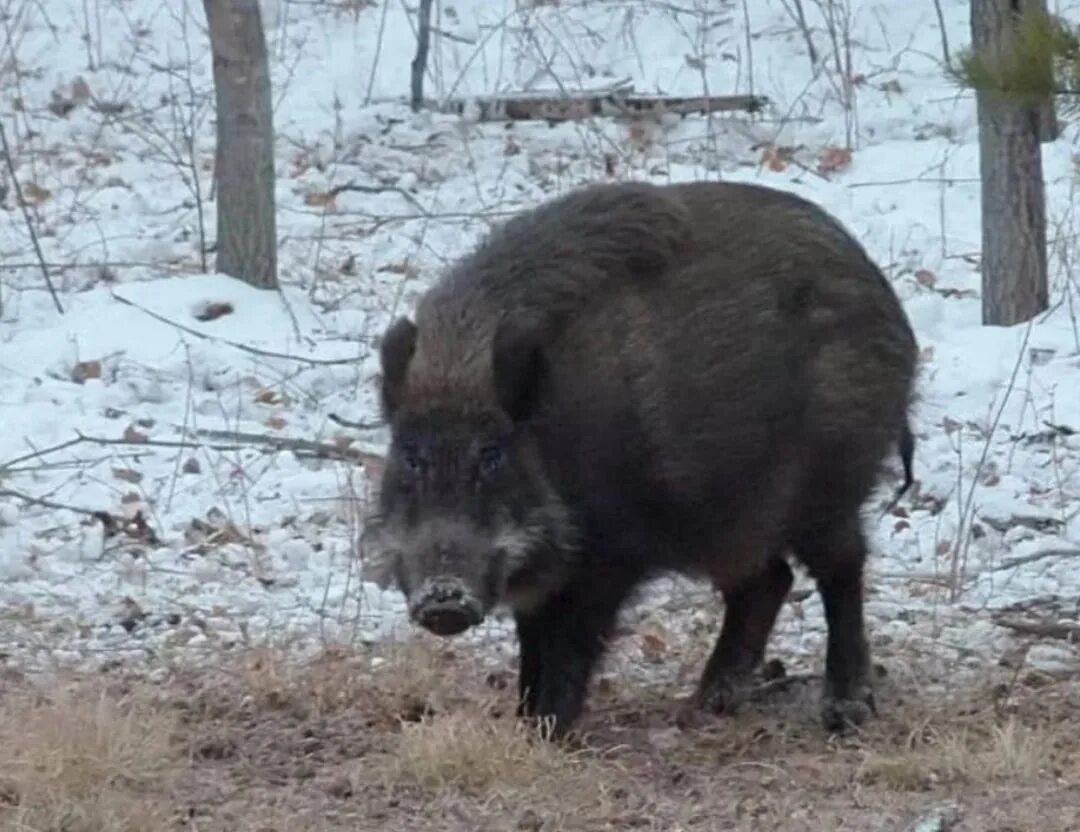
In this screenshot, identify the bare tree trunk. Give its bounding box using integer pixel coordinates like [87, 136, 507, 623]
[203, 0, 278, 289]
[971, 0, 1048, 326]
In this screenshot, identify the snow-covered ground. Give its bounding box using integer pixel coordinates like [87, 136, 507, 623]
[1, 0, 1078, 686]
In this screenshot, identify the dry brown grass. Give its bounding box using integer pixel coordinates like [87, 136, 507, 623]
[218, 640, 458, 725]
[0, 680, 181, 832]
[0, 641, 1077, 832]
[376, 709, 590, 793]
[858, 714, 1051, 790]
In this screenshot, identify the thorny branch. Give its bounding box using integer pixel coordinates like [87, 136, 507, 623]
[68, 428, 381, 465]
[0, 427, 384, 537]
[109, 290, 372, 363]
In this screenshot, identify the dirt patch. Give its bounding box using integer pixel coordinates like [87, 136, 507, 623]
[0, 643, 1077, 831]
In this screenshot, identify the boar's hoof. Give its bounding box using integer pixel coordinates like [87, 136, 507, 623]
[698, 673, 755, 714]
[675, 674, 753, 730]
[821, 686, 877, 734]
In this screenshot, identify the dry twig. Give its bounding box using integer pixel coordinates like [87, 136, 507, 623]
[0, 119, 64, 314]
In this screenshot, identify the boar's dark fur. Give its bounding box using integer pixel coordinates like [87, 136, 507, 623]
[363, 179, 919, 739]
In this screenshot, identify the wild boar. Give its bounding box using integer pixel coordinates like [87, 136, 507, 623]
[361, 179, 918, 739]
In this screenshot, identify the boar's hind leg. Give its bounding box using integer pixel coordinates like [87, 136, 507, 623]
[690, 555, 794, 716]
[795, 517, 876, 733]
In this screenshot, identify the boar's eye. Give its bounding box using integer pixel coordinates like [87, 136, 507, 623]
[478, 444, 503, 476]
[398, 441, 422, 473]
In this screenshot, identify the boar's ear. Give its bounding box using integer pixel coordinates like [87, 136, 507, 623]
[492, 316, 547, 424]
[379, 316, 418, 419]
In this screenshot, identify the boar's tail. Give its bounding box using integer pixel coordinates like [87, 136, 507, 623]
[883, 419, 916, 514]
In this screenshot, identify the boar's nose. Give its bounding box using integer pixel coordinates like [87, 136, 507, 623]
[410, 578, 483, 637]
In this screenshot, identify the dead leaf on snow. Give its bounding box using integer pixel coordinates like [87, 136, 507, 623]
[112, 468, 143, 484]
[915, 269, 937, 289]
[193, 301, 235, 322]
[817, 146, 853, 175]
[759, 144, 793, 172]
[22, 182, 52, 204]
[123, 425, 149, 443]
[71, 359, 103, 384]
[377, 261, 419, 279]
[255, 389, 287, 406]
[304, 190, 337, 208]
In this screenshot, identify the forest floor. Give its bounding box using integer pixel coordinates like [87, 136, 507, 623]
[2, 0, 1079, 828]
[2, 638, 1078, 831]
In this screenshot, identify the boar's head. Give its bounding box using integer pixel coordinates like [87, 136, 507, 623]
[360, 313, 577, 638]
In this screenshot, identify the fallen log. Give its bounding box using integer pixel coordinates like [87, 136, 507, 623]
[440, 91, 769, 124]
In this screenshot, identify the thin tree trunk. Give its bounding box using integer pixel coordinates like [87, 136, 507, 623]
[410, 0, 434, 112]
[203, 0, 278, 289]
[970, 0, 1048, 326]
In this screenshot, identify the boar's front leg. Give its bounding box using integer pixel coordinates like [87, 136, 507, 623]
[513, 571, 637, 740]
[514, 612, 545, 719]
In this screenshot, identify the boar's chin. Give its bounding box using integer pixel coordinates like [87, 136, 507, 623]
[494, 522, 576, 614]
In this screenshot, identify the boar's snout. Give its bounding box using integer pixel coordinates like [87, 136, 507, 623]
[409, 577, 484, 637]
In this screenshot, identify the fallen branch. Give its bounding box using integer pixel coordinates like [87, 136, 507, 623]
[76, 429, 253, 455]
[0, 487, 162, 545]
[0, 487, 100, 516]
[440, 91, 769, 124]
[326, 182, 427, 214]
[193, 428, 381, 465]
[993, 614, 1080, 642]
[994, 547, 1080, 572]
[328, 412, 385, 431]
[0, 436, 88, 471]
[72, 428, 383, 468]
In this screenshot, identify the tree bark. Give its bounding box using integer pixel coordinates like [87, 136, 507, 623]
[970, 0, 1049, 326]
[203, 0, 278, 289]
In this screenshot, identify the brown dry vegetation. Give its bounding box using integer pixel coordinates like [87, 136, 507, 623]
[0, 642, 1077, 832]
